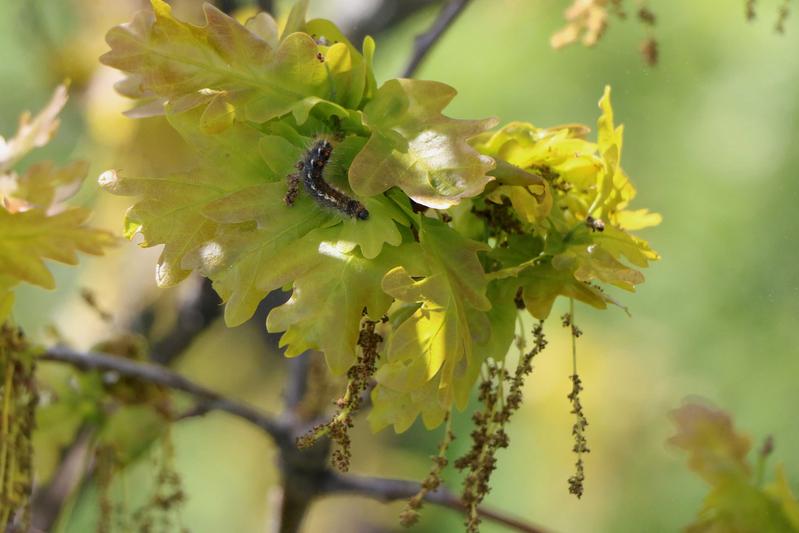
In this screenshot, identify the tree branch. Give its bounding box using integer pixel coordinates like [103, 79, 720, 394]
[33, 278, 222, 529]
[323, 473, 551, 533]
[40, 346, 288, 444]
[148, 278, 222, 365]
[256, 0, 273, 14]
[30, 427, 93, 531]
[343, 0, 438, 48]
[402, 0, 471, 78]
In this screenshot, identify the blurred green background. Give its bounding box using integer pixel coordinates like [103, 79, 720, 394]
[2, 0, 798, 531]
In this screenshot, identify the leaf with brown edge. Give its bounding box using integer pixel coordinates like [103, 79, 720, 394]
[349, 79, 496, 209]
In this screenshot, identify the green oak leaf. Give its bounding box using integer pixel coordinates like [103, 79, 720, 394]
[479, 278, 521, 363]
[615, 208, 662, 231]
[186, 191, 411, 334]
[100, 105, 281, 286]
[371, 218, 491, 431]
[517, 261, 610, 320]
[100, 167, 220, 287]
[552, 245, 645, 291]
[349, 79, 497, 208]
[304, 18, 377, 109]
[182, 186, 335, 326]
[268, 231, 423, 374]
[336, 195, 407, 259]
[486, 182, 552, 224]
[102, 0, 334, 124]
[0, 84, 114, 321]
[472, 121, 600, 182]
[369, 376, 446, 433]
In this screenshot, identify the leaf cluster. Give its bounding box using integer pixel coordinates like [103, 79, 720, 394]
[100, 0, 659, 433]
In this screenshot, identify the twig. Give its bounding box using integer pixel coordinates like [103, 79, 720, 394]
[323, 473, 551, 533]
[256, 0, 273, 14]
[30, 428, 93, 531]
[283, 355, 311, 412]
[40, 346, 288, 444]
[402, 0, 472, 77]
[216, 0, 239, 15]
[344, 0, 438, 48]
[32, 279, 221, 529]
[148, 278, 222, 365]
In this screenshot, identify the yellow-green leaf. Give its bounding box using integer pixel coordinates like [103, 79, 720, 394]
[101, 0, 330, 123]
[349, 79, 496, 208]
[0, 208, 115, 290]
[372, 218, 491, 431]
[268, 230, 422, 374]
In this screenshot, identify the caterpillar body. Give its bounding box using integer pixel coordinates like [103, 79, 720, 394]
[285, 139, 369, 221]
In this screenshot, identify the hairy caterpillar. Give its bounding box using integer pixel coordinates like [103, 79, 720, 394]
[285, 139, 369, 220]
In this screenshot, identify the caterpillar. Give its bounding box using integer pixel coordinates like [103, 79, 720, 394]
[285, 139, 369, 220]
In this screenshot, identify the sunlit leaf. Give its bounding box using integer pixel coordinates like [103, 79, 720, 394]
[349, 79, 496, 208]
[371, 218, 491, 431]
[102, 0, 330, 123]
[517, 261, 609, 319]
[268, 230, 422, 374]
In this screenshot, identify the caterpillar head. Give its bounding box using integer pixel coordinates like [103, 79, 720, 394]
[347, 200, 369, 220]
